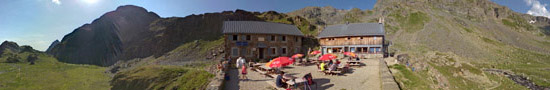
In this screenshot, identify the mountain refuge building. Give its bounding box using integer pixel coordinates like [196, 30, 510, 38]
[317, 22, 385, 57]
[222, 21, 305, 60]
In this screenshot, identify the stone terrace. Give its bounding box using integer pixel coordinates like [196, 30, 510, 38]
[222, 58, 400, 90]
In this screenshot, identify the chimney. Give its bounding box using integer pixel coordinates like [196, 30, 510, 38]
[378, 17, 384, 24]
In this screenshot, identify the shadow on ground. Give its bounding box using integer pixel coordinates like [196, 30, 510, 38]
[311, 78, 333, 90]
[223, 69, 240, 90]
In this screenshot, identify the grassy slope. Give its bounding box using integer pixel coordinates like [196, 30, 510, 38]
[378, 1, 550, 89]
[0, 52, 111, 90]
[389, 64, 431, 90]
[111, 65, 214, 90]
[110, 38, 222, 90]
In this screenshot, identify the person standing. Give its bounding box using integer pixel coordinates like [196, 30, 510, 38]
[241, 65, 248, 80]
[236, 57, 246, 68]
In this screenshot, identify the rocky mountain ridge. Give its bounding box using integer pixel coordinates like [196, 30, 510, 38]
[47, 5, 161, 66]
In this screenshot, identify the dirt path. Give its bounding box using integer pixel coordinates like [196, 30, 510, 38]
[223, 58, 383, 90]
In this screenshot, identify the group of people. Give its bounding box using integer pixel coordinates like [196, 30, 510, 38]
[319, 59, 342, 72]
[217, 57, 249, 81]
[236, 57, 248, 80]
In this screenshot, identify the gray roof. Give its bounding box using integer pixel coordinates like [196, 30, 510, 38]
[318, 23, 385, 38]
[223, 21, 304, 36]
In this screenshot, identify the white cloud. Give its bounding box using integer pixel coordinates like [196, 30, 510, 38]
[52, 0, 61, 5]
[524, 0, 550, 18]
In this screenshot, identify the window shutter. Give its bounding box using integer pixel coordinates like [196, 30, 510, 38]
[278, 36, 282, 41]
[267, 48, 272, 55]
[240, 35, 246, 41]
[267, 36, 271, 41]
[279, 48, 283, 55]
[241, 48, 247, 55]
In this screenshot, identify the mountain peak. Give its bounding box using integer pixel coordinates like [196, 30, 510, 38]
[0, 41, 21, 54]
[45, 40, 60, 53]
[50, 5, 162, 66]
[115, 5, 148, 12]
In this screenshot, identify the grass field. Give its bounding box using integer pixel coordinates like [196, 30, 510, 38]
[0, 53, 111, 90]
[111, 64, 214, 90]
[389, 64, 432, 90]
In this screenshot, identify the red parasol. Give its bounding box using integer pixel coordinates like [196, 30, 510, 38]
[318, 54, 337, 61]
[266, 57, 293, 68]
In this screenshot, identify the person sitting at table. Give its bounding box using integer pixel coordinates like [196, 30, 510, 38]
[276, 72, 288, 88]
[335, 59, 341, 68]
[328, 60, 333, 66]
[328, 62, 337, 72]
[356, 57, 360, 61]
[319, 62, 326, 71]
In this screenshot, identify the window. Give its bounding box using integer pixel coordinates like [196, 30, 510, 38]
[240, 35, 246, 41]
[282, 36, 286, 41]
[258, 37, 265, 41]
[347, 37, 350, 40]
[246, 35, 251, 41]
[281, 47, 287, 55]
[249, 48, 254, 56]
[231, 48, 239, 56]
[374, 37, 377, 40]
[326, 38, 329, 41]
[359, 37, 363, 40]
[295, 37, 299, 42]
[232, 35, 238, 41]
[270, 47, 277, 55]
[270, 35, 276, 41]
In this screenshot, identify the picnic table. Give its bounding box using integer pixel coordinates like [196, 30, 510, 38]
[283, 74, 307, 88]
[252, 63, 262, 68]
[286, 78, 307, 87]
[258, 65, 273, 71]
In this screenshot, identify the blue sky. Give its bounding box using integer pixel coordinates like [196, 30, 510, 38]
[0, 0, 548, 51]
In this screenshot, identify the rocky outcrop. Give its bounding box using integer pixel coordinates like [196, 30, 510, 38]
[287, 6, 349, 25]
[0, 41, 21, 54]
[45, 40, 59, 53]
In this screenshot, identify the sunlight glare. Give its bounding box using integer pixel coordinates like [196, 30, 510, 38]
[82, 0, 98, 4]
